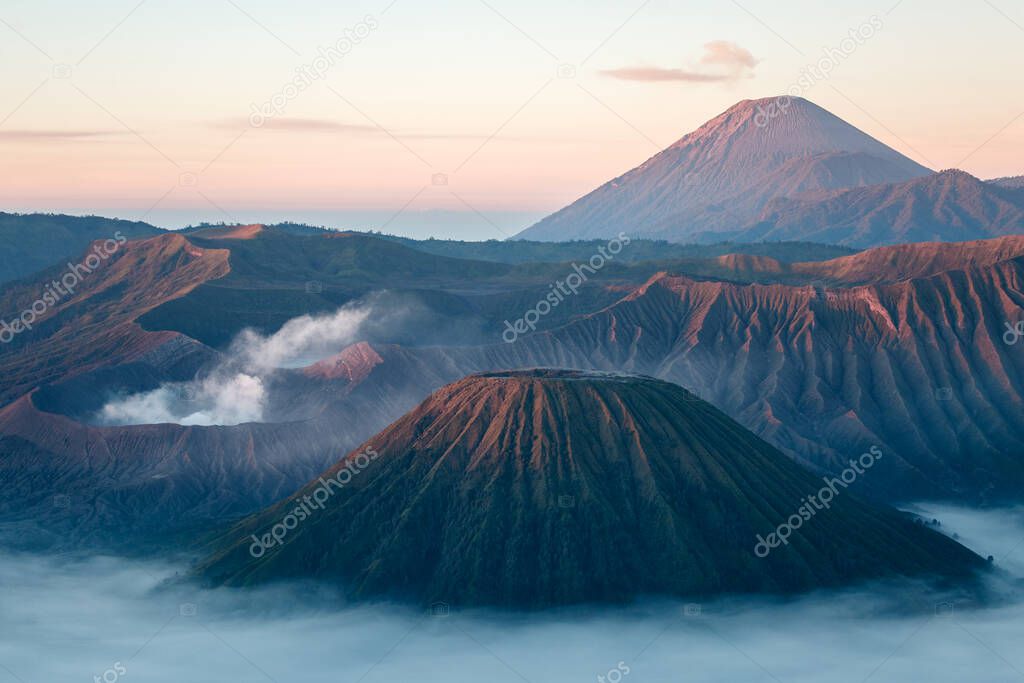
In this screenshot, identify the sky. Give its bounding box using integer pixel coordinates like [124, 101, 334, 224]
[0, 0, 1022, 239]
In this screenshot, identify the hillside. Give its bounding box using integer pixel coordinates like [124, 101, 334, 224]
[990, 176, 1024, 189]
[741, 170, 1024, 246]
[198, 370, 983, 608]
[0, 213, 162, 284]
[382, 234, 856, 264]
[0, 233, 230, 407]
[5, 233, 1024, 518]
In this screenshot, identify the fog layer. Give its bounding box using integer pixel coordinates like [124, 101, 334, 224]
[3, 504, 1024, 682]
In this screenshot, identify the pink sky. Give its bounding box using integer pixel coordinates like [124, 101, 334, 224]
[0, 0, 1020, 235]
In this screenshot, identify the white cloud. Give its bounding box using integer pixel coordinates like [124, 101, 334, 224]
[0, 505, 1021, 682]
[602, 41, 759, 83]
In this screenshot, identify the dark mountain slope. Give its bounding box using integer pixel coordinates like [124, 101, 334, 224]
[742, 170, 1024, 246]
[382, 233, 857, 264]
[990, 176, 1024, 189]
[0, 213, 162, 284]
[198, 370, 983, 608]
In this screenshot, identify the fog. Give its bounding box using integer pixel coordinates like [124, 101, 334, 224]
[2, 505, 1024, 682]
[96, 303, 374, 426]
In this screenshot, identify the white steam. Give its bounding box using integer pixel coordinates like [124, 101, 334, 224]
[233, 305, 373, 371]
[97, 304, 372, 426]
[101, 373, 267, 426]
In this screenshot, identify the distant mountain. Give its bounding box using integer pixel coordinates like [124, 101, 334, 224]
[990, 175, 1024, 189]
[0, 213, 162, 284]
[181, 223, 265, 240]
[792, 234, 1024, 283]
[739, 169, 1024, 246]
[4, 226, 797, 406]
[383, 234, 856, 264]
[517, 96, 932, 242]
[138, 228, 853, 350]
[197, 370, 982, 608]
[180, 222, 333, 236]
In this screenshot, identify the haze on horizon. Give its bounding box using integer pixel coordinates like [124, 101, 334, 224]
[0, 0, 1021, 238]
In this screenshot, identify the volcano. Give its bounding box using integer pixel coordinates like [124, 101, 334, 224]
[198, 370, 982, 608]
[517, 96, 931, 242]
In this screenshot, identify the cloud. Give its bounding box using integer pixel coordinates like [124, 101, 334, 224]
[700, 40, 759, 70]
[214, 117, 378, 133]
[97, 302, 374, 426]
[212, 117, 531, 141]
[600, 67, 728, 83]
[0, 504, 1020, 682]
[602, 41, 758, 83]
[0, 129, 124, 141]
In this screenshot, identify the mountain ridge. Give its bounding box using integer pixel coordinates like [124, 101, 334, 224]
[0, 212, 163, 285]
[739, 169, 1024, 246]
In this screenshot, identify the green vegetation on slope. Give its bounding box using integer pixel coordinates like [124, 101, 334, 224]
[0, 213, 162, 285]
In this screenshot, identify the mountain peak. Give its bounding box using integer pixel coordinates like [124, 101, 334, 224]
[990, 175, 1024, 189]
[673, 96, 912, 160]
[517, 97, 932, 242]
[302, 341, 383, 382]
[931, 168, 986, 185]
[728, 94, 816, 112]
[188, 224, 264, 240]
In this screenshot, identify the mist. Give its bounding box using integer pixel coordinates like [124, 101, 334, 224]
[3, 505, 1024, 683]
[96, 303, 374, 426]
